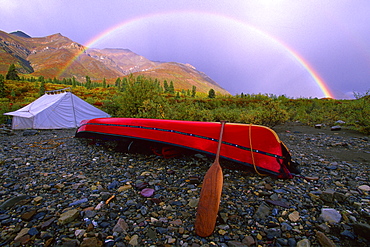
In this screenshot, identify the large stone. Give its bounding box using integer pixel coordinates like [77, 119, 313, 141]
[288, 211, 300, 222]
[75, 229, 86, 238]
[41, 217, 56, 230]
[188, 198, 199, 208]
[58, 209, 79, 225]
[316, 231, 336, 247]
[353, 222, 370, 241]
[265, 227, 282, 240]
[112, 218, 128, 233]
[296, 238, 310, 247]
[33, 196, 43, 203]
[14, 228, 30, 241]
[228, 241, 248, 247]
[146, 228, 157, 240]
[242, 235, 255, 246]
[253, 203, 270, 219]
[21, 210, 37, 221]
[358, 185, 370, 192]
[333, 191, 347, 202]
[320, 189, 335, 203]
[320, 208, 341, 224]
[117, 184, 132, 192]
[80, 237, 103, 247]
[129, 234, 139, 246]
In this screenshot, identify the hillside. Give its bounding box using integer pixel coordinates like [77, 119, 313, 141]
[0, 30, 229, 94]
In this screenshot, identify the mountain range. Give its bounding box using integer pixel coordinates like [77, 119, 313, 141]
[0, 30, 229, 94]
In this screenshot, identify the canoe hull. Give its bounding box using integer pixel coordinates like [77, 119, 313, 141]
[75, 118, 293, 178]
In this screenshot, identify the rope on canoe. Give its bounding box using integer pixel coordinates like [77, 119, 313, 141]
[249, 124, 266, 176]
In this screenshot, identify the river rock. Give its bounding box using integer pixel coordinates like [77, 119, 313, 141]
[253, 203, 270, 219]
[320, 189, 335, 203]
[129, 234, 139, 246]
[113, 218, 128, 233]
[320, 208, 341, 224]
[358, 185, 370, 192]
[80, 237, 103, 247]
[0, 126, 369, 247]
[353, 222, 370, 241]
[14, 228, 30, 241]
[316, 231, 336, 247]
[288, 211, 300, 222]
[188, 198, 199, 207]
[58, 209, 79, 225]
[117, 184, 132, 192]
[242, 235, 255, 246]
[296, 238, 311, 247]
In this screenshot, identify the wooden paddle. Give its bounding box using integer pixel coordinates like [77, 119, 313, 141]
[195, 120, 226, 237]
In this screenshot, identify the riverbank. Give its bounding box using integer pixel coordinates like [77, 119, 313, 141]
[0, 123, 369, 246]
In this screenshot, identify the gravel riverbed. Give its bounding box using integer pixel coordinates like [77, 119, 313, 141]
[0, 123, 369, 247]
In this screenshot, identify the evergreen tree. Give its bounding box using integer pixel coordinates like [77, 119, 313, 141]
[169, 81, 175, 94]
[103, 78, 107, 88]
[208, 89, 216, 98]
[85, 76, 92, 89]
[191, 85, 196, 97]
[38, 76, 45, 82]
[72, 77, 77, 87]
[6, 64, 20, 80]
[115, 77, 121, 88]
[39, 81, 45, 96]
[0, 74, 5, 97]
[175, 92, 180, 99]
[155, 79, 163, 93]
[121, 77, 128, 92]
[163, 80, 169, 93]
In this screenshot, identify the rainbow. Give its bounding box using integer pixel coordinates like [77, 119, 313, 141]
[58, 11, 334, 98]
[277, 44, 334, 98]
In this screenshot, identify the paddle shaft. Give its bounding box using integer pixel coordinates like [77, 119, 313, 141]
[214, 121, 226, 163]
[195, 121, 226, 237]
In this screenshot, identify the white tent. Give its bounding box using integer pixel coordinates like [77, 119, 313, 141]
[4, 89, 110, 129]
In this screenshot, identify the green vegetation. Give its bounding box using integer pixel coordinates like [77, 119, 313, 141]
[6, 64, 20, 81]
[0, 74, 369, 135]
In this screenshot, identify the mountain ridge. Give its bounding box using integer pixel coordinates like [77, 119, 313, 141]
[0, 30, 229, 94]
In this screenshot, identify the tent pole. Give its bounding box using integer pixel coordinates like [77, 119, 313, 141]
[70, 92, 78, 128]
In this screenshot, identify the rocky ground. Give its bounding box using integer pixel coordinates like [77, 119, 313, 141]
[0, 122, 369, 247]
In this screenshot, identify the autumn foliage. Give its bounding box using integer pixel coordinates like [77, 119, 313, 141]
[0, 74, 369, 134]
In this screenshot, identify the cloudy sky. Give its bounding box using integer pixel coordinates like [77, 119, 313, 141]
[1, 0, 369, 98]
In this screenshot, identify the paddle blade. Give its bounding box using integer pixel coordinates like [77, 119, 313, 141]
[195, 161, 223, 237]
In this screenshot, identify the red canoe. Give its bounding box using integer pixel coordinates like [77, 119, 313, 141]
[75, 118, 295, 178]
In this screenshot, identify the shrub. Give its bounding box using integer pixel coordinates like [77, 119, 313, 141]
[248, 100, 289, 127]
[343, 96, 370, 134]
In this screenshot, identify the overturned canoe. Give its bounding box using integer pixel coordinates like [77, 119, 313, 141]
[75, 118, 295, 178]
